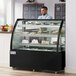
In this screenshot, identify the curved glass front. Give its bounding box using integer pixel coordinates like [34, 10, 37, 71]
[11, 19, 65, 52]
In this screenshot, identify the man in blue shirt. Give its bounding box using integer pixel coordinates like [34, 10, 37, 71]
[38, 6, 52, 19]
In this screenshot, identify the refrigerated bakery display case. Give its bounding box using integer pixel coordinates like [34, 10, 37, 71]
[10, 19, 65, 71]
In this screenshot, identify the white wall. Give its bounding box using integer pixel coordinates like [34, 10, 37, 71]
[0, 34, 11, 67]
[0, 0, 6, 25]
[14, 0, 59, 22]
[65, 0, 76, 74]
[0, 0, 14, 25]
[6, 0, 15, 25]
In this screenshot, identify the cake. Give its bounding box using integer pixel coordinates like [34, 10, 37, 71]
[51, 38, 57, 44]
[41, 40, 50, 45]
[31, 39, 39, 44]
[22, 39, 29, 44]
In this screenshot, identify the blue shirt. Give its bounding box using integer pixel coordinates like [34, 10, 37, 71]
[38, 14, 52, 19]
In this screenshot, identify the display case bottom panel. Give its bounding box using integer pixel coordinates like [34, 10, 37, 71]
[10, 50, 65, 71]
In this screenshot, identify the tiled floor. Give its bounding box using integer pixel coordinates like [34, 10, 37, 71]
[0, 67, 76, 76]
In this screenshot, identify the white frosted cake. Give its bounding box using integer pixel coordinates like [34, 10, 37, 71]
[31, 39, 39, 44]
[22, 39, 29, 44]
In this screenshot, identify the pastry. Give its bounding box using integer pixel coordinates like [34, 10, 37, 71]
[51, 30, 58, 34]
[53, 41, 57, 45]
[41, 40, 50, 45]
[30, 32, 36, 34]
[41, 28, 49, 34]
[51, 30, 64, 34]
[23, 32, 29, 34]
[53, 23, 59, 26]
[35, 22, 41, 25]
[61, 30, 64, 34]
[22, 39, 29, 44]
[37, 30, 41, 34]
[46, 41, 50, 45]
[31, 39, 39, 44]
[41, 40, 46, 45]
[26, 21, 35, 25]
[51, 38, 57, 44]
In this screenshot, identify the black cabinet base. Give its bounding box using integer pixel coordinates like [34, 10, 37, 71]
[10, 50, 65, 71]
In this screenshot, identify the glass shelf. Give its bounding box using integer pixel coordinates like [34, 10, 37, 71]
[22, 33, 58, 37]
[19, 48, 57, 52]
[25, 25, 60, 29]
[20, 43, 57, 48]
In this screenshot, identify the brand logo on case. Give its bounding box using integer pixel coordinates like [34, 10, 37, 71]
[10, 51, 16, 55]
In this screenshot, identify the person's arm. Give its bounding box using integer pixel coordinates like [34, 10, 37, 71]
[38, 16, 41, 19]
[47, 16, 52, 19]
